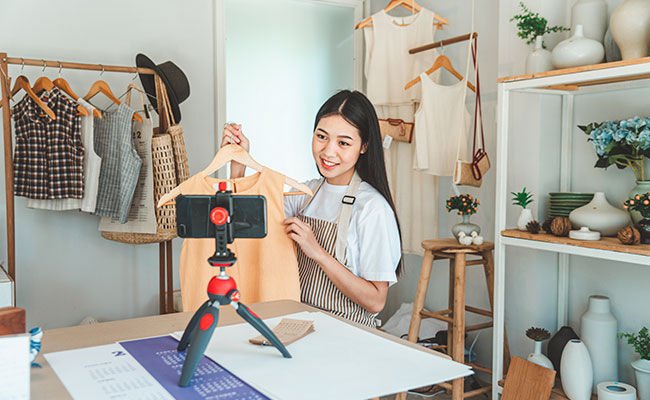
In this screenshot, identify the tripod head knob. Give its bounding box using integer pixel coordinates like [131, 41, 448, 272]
[210, 207, 229, 225]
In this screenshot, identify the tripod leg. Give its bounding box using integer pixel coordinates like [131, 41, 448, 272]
[235, 302, 291, 359]
[177, 300, 210, 351]
[179, 304, 219, 387]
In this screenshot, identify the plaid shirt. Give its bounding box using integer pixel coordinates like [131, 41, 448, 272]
[13, 87, 84, 199]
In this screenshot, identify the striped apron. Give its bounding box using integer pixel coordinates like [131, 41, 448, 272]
[296, 173, 377, 327]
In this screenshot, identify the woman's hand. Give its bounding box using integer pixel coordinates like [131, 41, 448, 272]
[283, 217, 326, 262]
[221, 123, 250, 178]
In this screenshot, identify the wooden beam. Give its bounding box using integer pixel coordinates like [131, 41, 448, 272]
[409, 32, 478, 54]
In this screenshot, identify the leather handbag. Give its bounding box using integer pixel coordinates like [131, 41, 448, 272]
[454, 37, 490, 187]
[378, 118, 414, 143]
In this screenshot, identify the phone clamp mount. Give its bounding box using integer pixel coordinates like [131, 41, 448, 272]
[176, 182, 291, 387]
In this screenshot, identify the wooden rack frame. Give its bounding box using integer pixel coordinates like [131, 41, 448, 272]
[0, 52, 175, 315]
[409, 32, 478, 55]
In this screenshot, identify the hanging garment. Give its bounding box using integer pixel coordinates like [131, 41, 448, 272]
[363, 8, 441, 254]
[178, 167, 301, 311]
[284, 175, 400, 327]
[26, 98, 102, 212]
[13, 87, 84, 200]
[92, 103, 142, 223]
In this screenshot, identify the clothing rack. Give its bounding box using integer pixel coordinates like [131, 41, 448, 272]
[0, 52, 175, 315]
[409, 32, 478, 54]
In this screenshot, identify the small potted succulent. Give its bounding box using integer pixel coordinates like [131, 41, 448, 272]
[624, 192, 650, 243]
[446, 194, 480, 238]
[512, 187, 535, 231]
[619, 327, 650, 400]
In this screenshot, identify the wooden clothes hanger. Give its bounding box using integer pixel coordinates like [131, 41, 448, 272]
[157, 144, 314, 207]
[404, 54, 476, 91]
[355, 0, 448, 30]
[84, 80, 142, 122]
[54, 78, 99, 118]
[10, 76, 56, 120]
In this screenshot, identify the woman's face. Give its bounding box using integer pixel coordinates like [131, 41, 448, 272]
[312, 114, 366, 185]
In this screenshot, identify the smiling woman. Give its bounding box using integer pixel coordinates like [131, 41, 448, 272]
[223, 90, 402, 327]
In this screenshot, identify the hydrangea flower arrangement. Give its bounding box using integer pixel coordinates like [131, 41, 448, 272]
[579, 116, 650, 181]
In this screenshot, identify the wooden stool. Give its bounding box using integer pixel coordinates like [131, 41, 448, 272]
[399, 239, 511, 400]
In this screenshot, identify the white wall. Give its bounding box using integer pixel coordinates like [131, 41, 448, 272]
[1, 0, 216, 329]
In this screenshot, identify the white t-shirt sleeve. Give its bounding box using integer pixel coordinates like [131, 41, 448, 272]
[283, 179, 320, 218]
[353, 195, 400, 286]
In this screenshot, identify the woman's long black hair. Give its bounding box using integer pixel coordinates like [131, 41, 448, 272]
[314, 90, 403, 276]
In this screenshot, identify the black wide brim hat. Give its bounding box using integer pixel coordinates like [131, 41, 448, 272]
[136, 53, 190, 123]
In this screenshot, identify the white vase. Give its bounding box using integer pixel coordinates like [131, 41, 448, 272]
[610, 0, 650, 60]
[517, 208, 535, 231]
[528, 340, 555, 369]
[632, 359, 650, 400]
[552, 25, 605, 69]
[561, 340, 593, 400]
[580, 295, 618, 393]
[572, 0, 608, 43]
[569, 192, 631, 236]
[526, 36, 553, 74]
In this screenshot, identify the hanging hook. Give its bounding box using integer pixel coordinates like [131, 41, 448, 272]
[41, 59, 47, 74]
[20, 58, 25, 73]
[440, 41, 445, 55]
[132, 66, 139, 81]
[100, 64, 105, 76]
[58, 61, 63, 77]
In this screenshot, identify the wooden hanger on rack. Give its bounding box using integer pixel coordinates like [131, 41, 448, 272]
[10, 76, 56, 120]
[84, 80, 142, 122]
[355, 0, 448, 30]
[157, 144, 313, 207]
[54, 78, 98, 118]
[404, 54, 476, 91]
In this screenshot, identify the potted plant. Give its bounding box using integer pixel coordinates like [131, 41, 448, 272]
[580, 116, 650, 222]
[624, 192, 650, 243]
[619, 327, 650, 400]
[446, 194, 480, 238]
[510, 2, 569, 73]
[512, 187, 535, 231]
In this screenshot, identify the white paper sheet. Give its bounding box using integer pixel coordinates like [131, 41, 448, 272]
[173, 311, 472, 400]
[45, 343, 173, 400]
[0, 333, 30, 400]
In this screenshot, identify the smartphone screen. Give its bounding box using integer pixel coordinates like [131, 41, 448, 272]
[176, 195, 267, 239]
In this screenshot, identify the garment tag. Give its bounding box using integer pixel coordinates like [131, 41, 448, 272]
[382, 135, 393, 149]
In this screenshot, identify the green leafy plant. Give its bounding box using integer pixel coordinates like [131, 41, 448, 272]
[446, 194, 479, 216]
[526, 327, 551, 341]
[512, 187, 534, 209]
[510, 2, 569, 48]
[619, 327, 650, 360]
[624, 192, 650, 218]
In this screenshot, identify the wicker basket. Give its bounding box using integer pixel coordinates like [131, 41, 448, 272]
[161, 83, 189, 184]
[101, 133, 178, 244]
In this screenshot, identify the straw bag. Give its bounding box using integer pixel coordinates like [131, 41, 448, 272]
[160, 81, 189, 184]
[378, 118, 414, 143]
[454, 37, 490, 187]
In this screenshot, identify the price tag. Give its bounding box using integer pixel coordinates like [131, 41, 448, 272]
[382, 135, 393, 149]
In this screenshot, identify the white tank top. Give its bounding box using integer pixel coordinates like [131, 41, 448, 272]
[364, 8, 439, 106]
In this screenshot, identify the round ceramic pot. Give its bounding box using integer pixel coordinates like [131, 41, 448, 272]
[580, 295, 618, 393]
[552, 25, 605, 69]
[526, 36, 553, 74]
[561, 339, 593, 400]
[569, 192, 631, 236]
[452, 214, 480, 238]
[628, 181, 650, 223]
[610, 0, 650, 60]
[632, 359, 650, 400]
[517, 208, 535, 231]
[571, 0, 608, 43]
[635, 218, 650, 244]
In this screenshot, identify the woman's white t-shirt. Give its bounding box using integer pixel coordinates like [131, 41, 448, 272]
[284, 179, 400, 286]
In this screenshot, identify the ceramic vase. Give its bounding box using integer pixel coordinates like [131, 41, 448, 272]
[610, 0, 650, 60]
[628, 180, 650, 223]
[452, 214, 480, 238]
[571, 0, 608, 43]
[528, 340, 554, 369]
[517, 208, 535, 231]
[580, 295, 618, 393]
[604, 28, 623, 62]
[569, 192, 631, 236]
[561, 339, 593, 400]
[636, 218, 650, 243]
[526, 36, 553, 74]
[549, 326, 580, 378]
[632, 359, 650, 400]
[552, 25, 605, 69]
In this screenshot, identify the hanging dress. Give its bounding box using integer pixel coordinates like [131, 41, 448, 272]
[177, 167, 301, 311]
[363, 7, 441, 254]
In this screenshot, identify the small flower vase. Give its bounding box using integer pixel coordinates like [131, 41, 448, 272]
[517, 208, 534, 231]
[635, 218, 650, 244]
[528, 340, 555, 370]
[632, 359, 650, 400]
[452, 214, 480, 238]
[526, 36, 553, 74]
[629, 180, 650, 223]
[552, 24, 604, 69]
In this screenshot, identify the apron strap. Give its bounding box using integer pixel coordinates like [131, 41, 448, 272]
[299, 178, 325, 214]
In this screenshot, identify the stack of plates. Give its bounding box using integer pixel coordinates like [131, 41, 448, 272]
[548, 192, 594, 219]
